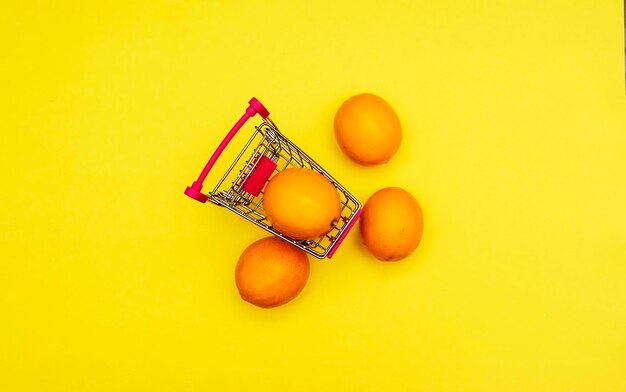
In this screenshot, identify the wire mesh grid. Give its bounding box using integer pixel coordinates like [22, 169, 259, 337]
[207, 118, 361, 259]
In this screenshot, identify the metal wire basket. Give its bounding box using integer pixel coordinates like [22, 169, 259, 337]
[184, 98, 361, 259]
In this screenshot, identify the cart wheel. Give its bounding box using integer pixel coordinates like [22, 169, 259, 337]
[248, 97, 270, 118]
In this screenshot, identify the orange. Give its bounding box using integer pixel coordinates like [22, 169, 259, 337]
[334, 93, 402, 165]
[262, 168, 342, 240]
[235, 237, 310, 308]
[360, 187, 424, 261]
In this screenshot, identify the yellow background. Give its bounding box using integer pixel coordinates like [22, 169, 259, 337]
[1, 1, 625, 391]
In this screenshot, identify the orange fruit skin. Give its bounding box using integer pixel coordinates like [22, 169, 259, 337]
[235, 237, 310, 308]
[360, 187, 424, 261]
[334, 93, 402, 165]
[262, 168, 342, 240]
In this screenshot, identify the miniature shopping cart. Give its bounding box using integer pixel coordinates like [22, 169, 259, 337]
[184, 98, 362, 259]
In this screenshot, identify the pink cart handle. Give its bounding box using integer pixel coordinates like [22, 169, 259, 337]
[327, 209, 362, 258]
[185, 98, 270, 203]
